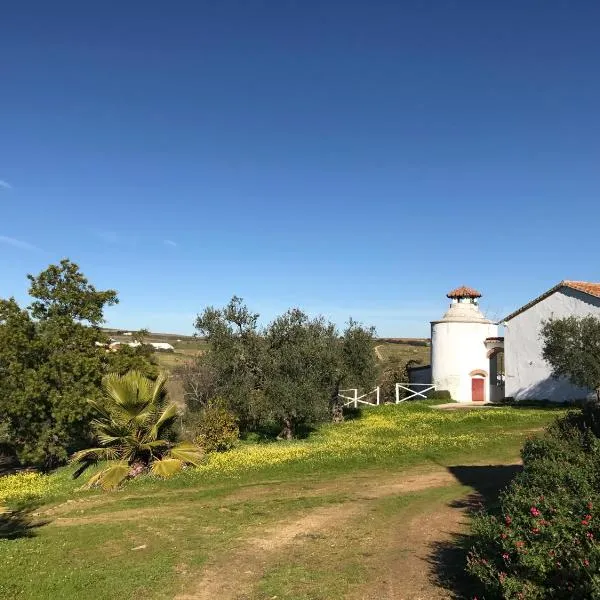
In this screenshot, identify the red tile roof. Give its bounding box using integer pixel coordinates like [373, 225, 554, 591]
[503, 280, 600, 322]
[446, 285, 482, 299]
[563, 281, 600, 299]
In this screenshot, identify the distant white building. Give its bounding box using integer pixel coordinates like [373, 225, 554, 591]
[150, 342, 175, 351]
[503, 281, 600, 402]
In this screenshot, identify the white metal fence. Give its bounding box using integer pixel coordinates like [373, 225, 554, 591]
[337, 383, 436, 407]
[395, 383, 435, 402]
[338, 387, 381, 407]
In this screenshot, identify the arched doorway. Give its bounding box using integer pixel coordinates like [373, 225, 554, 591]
[469, 369, 487, 402]
[488, 348, 505, 402]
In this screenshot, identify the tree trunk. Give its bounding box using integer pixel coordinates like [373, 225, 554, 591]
[277, 418, 294, 440]
[331, 401, 344, 423]
[330, 386, 344, 423]
[595, 386, 600, 404]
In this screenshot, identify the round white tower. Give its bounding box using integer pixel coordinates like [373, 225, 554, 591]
[431, 286, 498, 403]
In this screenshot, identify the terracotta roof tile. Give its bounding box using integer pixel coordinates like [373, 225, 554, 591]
[446, 285, 482, 299]
[563, 281, 600, 300]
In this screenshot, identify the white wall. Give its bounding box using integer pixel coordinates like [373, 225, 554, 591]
[505, 287, 600, 401]
[431, 321, 498, 402]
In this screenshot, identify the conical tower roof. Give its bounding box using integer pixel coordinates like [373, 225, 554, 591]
[432, 285, 492, 324]
[446, 286, 482, 299]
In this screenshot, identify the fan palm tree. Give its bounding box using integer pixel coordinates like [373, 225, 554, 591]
[72, 370, 203, 490]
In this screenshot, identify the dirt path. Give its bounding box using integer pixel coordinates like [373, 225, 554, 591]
[347, 498, 467, 600]
[174, 470, 467, 600]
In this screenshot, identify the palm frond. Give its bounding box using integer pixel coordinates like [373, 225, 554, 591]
[149, 372, 169, 405]
[150, 458, 184, 478]
[84, 461, 130, 490]
[149, 402, 180, 441]
[102, 372, 153, 415]
[71, 447, 118, 464]
[168, 442, 204, 467]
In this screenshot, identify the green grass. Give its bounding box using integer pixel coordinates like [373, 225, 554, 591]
[0, 402, 567, 599]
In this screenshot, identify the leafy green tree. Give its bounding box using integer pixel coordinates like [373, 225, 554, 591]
[541, 316, 600, 402]
[0, 260, 119, 467]
[0, 299, 41, 463]
[0, 260, 155, 468]
[106, 343, 159, 379]
[72, 371, 203, 489]
[194, 297, 377, 438]
[331, 319, 379, 421]
[27, 260, 117, 466]
[263, 309, 340, 438]
[194, 296, 265, 426]
[27, 259, 117, 324]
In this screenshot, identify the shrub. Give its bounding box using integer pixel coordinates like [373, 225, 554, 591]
[468, 406, 600, 599]
[193, 402, 239, 453]
[428, 389, 452, 400]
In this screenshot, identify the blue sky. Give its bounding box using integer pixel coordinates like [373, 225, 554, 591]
[2, 1, 599, 336]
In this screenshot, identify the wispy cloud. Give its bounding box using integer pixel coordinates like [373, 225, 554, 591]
[0, 179, 12, 190]
[0, 235, 40, 251]
[164, 240, 177, 247]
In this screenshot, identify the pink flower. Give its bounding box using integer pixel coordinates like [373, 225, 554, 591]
[531, 527, 540, 534]
[530, 507, 541, 517]
[587, 532, 594, 540]
[584, 559, 590, 567]
[502, 553, 510, 560]
[588, 502, 593, 510]
[505, 515, 512, 525]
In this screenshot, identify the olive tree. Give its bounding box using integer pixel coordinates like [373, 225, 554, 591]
[193, 297, 377, 438]
[541, 315, 600, 402]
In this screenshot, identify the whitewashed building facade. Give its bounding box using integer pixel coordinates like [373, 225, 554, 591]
[503, 281, 600, 402]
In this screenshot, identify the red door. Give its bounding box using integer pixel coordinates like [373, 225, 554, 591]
[472, 378, 484, 402]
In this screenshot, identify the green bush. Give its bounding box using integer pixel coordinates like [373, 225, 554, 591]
[193, 402, 240, 453]
[468, 405, 600, 599]
[428, 389, 452, 400]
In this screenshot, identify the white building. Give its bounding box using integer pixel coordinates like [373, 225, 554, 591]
[428, 286, 500, 403]
[413, 280, 600, 403]
[503, 281, 600, 402]
[150, 342, 175, 351]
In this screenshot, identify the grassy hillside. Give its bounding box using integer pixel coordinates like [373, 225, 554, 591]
[374, 339, 430, 368]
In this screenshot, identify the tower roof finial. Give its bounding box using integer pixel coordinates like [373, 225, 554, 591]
[446, 285, 482, 299]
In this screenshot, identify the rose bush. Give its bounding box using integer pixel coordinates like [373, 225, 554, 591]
[468, 405, 600, 599]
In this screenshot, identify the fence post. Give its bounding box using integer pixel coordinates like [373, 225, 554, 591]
[376, 386, 380, 405]
[395, 383, 400, 404]
[354, 389, 358, 408]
